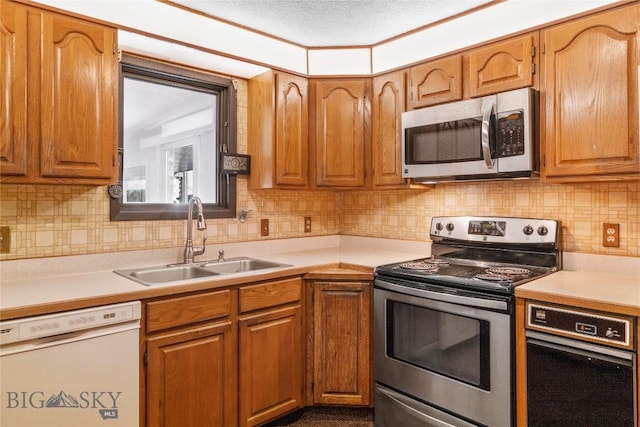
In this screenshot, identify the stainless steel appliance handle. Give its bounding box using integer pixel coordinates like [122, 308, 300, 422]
[481, 102, 496, 169]
[375, 279, 508, 311]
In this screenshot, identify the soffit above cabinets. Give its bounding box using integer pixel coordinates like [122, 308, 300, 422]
[33, 0, 621, 77]
[171, 0, 493, 48]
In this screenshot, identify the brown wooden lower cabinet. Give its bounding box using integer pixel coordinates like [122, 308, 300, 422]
[142, 273, 373, 426]
[239, 304, 304, 426]
[310, 280, 372, 406]
[146, 321, 237, 427]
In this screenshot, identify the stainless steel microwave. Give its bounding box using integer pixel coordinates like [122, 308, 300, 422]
[402, 88, 538, 182]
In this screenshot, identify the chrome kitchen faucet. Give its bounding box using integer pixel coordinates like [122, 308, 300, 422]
[184, 196, 207, 264]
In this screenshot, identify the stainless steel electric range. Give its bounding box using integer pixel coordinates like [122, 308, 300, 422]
[374, 216, 561, 427]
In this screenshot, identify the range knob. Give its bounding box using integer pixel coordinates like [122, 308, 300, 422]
[523, 225, 534, 236]
[446, 223, 455, 232]
[435, 222, 444, 231]
[537, 225, 549, 236]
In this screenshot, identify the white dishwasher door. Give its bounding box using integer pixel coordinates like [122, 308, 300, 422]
[0, 301, 141, 427]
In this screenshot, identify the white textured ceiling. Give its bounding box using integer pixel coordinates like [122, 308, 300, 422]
[172, 0, 493, 47]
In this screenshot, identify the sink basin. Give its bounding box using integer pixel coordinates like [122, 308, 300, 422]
[115, 264, 220, 286]
[200, 257, 289, 274]
[114, 257, 290, 286]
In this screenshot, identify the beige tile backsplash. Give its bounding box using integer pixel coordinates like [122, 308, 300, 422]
[1, 76, 638, 260]
[1, 179, 637, 261]
[341, 181, 639, 257]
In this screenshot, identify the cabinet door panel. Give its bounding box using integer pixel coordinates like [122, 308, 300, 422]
[0, 2, 28, 176]
[40, 12, 117, 179]
[469, 32, 537, 97]
[314, 80, 368, 187]
[248, 70, 308, 189]
[276, 73, 308, 186]
[239, 305, 303, 426]
[409, 55, 462, 109]
[541, 5, 639, 180]
[372, 71, 407, 188]
[313, 282, 371, 406]
[147, 322, 236, 427]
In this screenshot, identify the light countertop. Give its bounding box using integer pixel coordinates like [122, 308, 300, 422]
[2, 235, 639, 319]
[516, 269, 640, 316]
[0, 236, 429, 320]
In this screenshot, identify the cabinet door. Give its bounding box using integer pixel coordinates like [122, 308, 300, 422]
[541, 4, 640, 181]
[313, 281, 371, 406]
[248, 70, 308, 189]
[239, 305, 304, 426]
[313, 79, 370, 188]
[40, 11, 117, 179]
[276, 72, 308, 187]
[0, 1, 28, 176]
[146, 322, 237, 427]
[469, 32, 538, 97]
[408, 55, 462, 109]
[372, 70, 407, 188]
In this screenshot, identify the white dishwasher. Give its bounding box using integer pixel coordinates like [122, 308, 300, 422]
[0, 301, 141, 427]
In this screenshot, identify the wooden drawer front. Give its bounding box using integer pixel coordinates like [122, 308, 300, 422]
[239, 278, 302, 313]
[147, 290, 231, 333]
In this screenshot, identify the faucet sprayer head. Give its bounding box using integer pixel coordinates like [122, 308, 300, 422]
[197, 213, 206, 230]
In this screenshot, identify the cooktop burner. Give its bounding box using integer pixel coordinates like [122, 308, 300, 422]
[399, 261, 440, 272]
[475, 273, 513, 282]
[487, 266, 531, 276]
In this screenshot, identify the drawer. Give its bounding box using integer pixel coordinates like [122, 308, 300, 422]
[146, 289, 231, 333]
[239, 277, 302, 313]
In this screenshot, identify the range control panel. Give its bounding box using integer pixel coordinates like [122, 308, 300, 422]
[526, 302, 634, 349]
[430, 216, 559, 245]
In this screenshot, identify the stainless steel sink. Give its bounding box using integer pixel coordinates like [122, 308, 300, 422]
[114, 257, 290, 286]
[200, 257, 288, 274]
[116, 264, 219, 286]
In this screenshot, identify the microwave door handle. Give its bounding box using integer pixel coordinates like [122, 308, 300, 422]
[481, 102, 496, 169]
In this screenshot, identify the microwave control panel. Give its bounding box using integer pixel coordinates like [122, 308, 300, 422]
[496, 110, 525, 157]
[526, 302, 634, 349]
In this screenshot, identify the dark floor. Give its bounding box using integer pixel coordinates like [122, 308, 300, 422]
[264, 407, 374, 427]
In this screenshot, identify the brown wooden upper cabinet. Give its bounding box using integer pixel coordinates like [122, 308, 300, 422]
[310, 79, 371, 188]
[540, 3, 640, 182]
[468, 31, 538, 98]
[0, 0, 118, 184]
[0, 1, 28, 177]
[248, 70, 309, 189]
[408, 55, 463, 109]
[372, 70, 408, 188]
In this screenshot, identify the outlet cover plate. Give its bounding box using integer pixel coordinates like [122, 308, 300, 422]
[0, 226, 10, 253]
[603, 223, 620, 247]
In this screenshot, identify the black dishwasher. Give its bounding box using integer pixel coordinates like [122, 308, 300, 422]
[525, 302, 637, 427]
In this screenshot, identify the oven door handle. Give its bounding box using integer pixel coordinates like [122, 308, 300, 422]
[375, 279, 508, 311]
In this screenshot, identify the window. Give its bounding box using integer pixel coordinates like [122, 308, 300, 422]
[110, 53, 237, 220]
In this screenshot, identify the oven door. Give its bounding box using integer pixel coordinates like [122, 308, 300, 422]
[526, 331, 636, 427]
[374, 279, 513, 427]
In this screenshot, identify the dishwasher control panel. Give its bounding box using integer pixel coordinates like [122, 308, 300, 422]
[0, 301, 141, 345]
[526, 302, 634, 350]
